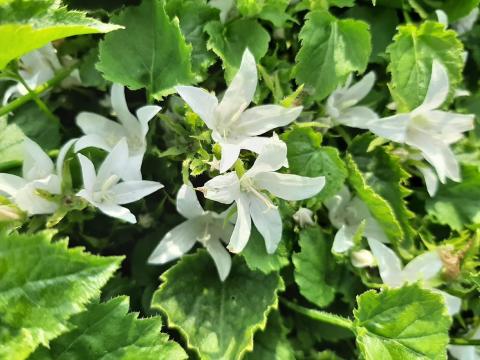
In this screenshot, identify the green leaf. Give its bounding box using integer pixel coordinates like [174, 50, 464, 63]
[0, 117, 25, 170]
[426, 165, 480, 230]
[283, 127, 348, 206]
[79, 48, 108, 89]
[354, 284, 452, 360]
[293, 226, 340, 308]
[0, 230, 122, 359]
[387, 21, 464, 111]
[236, 0, 291, 27]
[30, 296, 187, 360]
[244, 311, 294, 360]
[151, 250, 284, 360]
[97, 0, 194, 99]
[241, 227, 289, 274]
[0, 0, 120, 70]
[205, 19, 270, 81]
[165, 0, 219, 80]
[441, 0, 480, 21]
[294, 10, 371, 100]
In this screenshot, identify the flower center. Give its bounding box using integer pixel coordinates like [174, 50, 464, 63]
[240, 177, 277, 211]
[93, 174, 120, 203]
[127, 135, 144, 154]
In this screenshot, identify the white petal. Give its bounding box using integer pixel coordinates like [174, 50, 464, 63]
[363, 216, 389, 244]
[234, 105, 302, 136]
[324, 186, 352, 229]
[148, 218, 201, 264]
[239, 135, 289, 168]
[435, 10, 449, 26]
[421, 111, 474, 143]
[97, 138, 129, 185]
[111, 84, 136, 127]
[202, 172, 240, 204]
[76, 112, 125, 139]
[14, 182, 58, 215]
[22, 138, 54, 181]
[32, 174, 61, 195]
[368, 114, 410, 143]
[56, 138, 77, 177]
[367, 238, 404, 287]
[2, 85, 19, 105]
[205, 238, 232, 281]
[175, 85, 218, 129]
[121, 155, 144, 181]
[249, 195, 282, 254]
[431, 289, 462, 316]
[414, 60, 449, 114]
[406, 128, 460, 183]
[74, 134, 115, 153]
[77, 154, 97, 193]
[112, 180, 163, 204]
[342, 71, 376, 106]
[227, 194, 252, 253]
[217, 48, 257, 123]
[0, 174, 26, 197]
[332, 225, 356, 253]
[402, 251, 443, 283]
[245, 140, 287, 177]
[254, 172, 325, 201]
[335, 106, 378, 129]
[136, 105, 161, 136]
[219, 142, 241, 173]
[97, 202, 137, 223]
[448, 345, 477, 360]
[176, 184, 204, 219]
[416, 164, 439, 197]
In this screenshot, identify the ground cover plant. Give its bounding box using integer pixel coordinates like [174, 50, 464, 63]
[0, 0, 479, 359]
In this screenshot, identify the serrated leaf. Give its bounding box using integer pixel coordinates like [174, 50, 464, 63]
[97, 0, 194, 99]
[354, 284, 452, 360]
[387, 21, 464, 111]
[284, 127, 348, 206]
[0, 117, 25, 170]
[0, 0, 120, 70]
[0, 230, 122, 359]
[236, 0, 291, 27]
[205, 18, 270, 81]
[426, 165, 480, 230]
[30, 296, 187, 360]
[294, 10, 371, 100]
[151, 250, 284, 360]
[293, 226, 340, 308]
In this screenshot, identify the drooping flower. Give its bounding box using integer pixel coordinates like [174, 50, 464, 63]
[176, 49, 302, 173]
[325, 72, 378, 128]
[0, 138, 68, 215]
[75, 84, 161, 180]
[76, 139, 163, 224]
[449, 326, 480, 360]
[324, 186, 388, 254]
[367, 238, 462, 315]
[200, 139, 325, 254]
[149, 184, 233, 281]
[368, 60, 474, 188]
[292, 207, 315, 228]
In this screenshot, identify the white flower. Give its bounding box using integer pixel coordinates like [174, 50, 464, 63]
[75, 84, 161, 180]
[324, 186, 388, 254]
[209, 0, 234, 23]
[367, 238, 462, 315]
[176, 49, 302, 173]
[0, 138, 72, 215]
[76, 138, 163, 224]
[326, 72, 378, 128]
[350, 249, 375, 268]
[148, 184, 233, 281]
[368, 60, 474, 187]
[449, 326, 480, 360]
[454, 7, 479, 35]
[293, 207, 315, 228]
[200, 140, 325, 253]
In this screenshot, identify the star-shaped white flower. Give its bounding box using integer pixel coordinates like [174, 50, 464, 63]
[368, 60, 474, 187]
[148, 184, 233, 281]
[200, 139, 325, 254]
[367, 238, 462, 315]
[449, 326, 480, 360]
[324, 186, 388, 254]
[76, 138, 163, 224]
[0, 138, 74, 215]
[176, 49, 302, 173]
[326, 72, 378, 128]
[75, 84, 161, 180]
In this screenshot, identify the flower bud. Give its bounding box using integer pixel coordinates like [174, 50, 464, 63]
[0, 205, 23, 222]
[351, 249, 375, 268]
[293, 207, 314, 228]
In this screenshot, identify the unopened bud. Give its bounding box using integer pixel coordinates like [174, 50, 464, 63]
[293, 207, 315, 228]
[351, 249, 375, 268]
[0, 205, 23, 221]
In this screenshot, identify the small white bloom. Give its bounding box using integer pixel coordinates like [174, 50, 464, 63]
[200, 140, 325, 254]
[454, 7, 479, 35]
[367, 238, 462, 315]
[176, 49, 302, 173]
[293, 207, 315, 228]
[326, 72, 378, 128]
[449, 326, 480, 360]
[324, 186, 388, 254]
[75, 84, 161, 180]
[76, 139, 163, 224]
[368, 60, 474, 186]
[350, 249, 375, 268]
[149, 184, 233, 281]
[0, 138, 73, 215]
[209, 0, 235, 23]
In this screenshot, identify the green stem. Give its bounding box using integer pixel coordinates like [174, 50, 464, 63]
[0, 64, 78, 117]
[281, 299, 354, 331]
[408, 0, 428, 19]
[336, 126, 352, 145]
[450, 338, 480, 346]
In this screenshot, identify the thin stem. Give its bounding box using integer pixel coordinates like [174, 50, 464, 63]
[336, 126, 352, 145]
[408, 0, 428, 19]
[450, 338, 480, 346]
[0, 64, 78, 117]
[281, 299, 354, 331]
